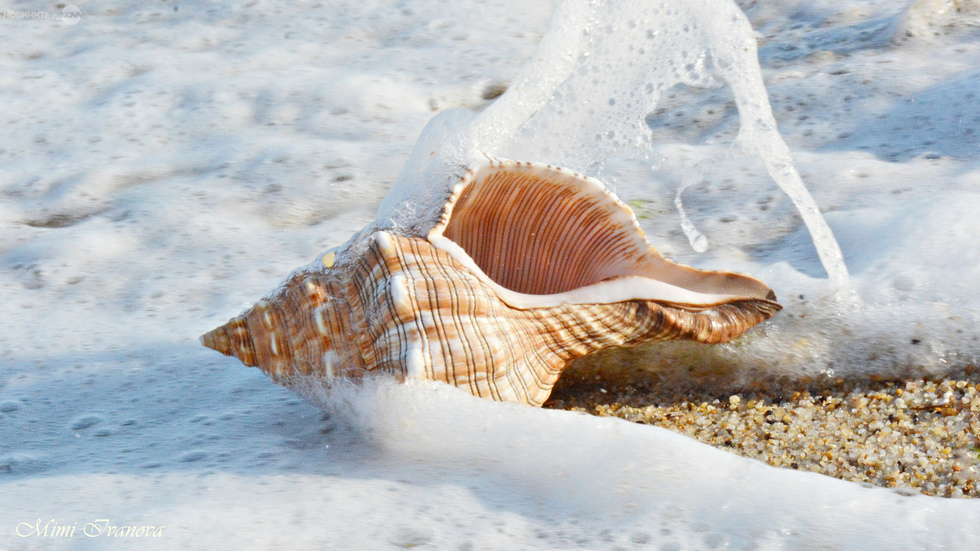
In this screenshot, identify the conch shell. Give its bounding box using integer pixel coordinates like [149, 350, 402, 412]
[202, 159, 781, 406]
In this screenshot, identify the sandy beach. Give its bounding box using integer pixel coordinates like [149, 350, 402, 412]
[548, 359, 980, 499]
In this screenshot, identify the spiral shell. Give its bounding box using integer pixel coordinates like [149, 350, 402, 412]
[201, 159, 781, 406]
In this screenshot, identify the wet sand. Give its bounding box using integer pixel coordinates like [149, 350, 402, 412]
[546, 364, 980, 499]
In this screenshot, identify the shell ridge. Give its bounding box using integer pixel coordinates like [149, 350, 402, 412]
[347, 238, 380, 371]
[406, 234, 462, 387]
[471, 274, 520, 402]
[380, 233, 434, 380]
[437, 248, 489, 399]
[354, 234, 408, 375]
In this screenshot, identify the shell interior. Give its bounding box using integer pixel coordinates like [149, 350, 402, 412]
[428, 160, 777, 309]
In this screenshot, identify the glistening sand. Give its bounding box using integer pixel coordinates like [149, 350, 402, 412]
[549, 361, 980, 499]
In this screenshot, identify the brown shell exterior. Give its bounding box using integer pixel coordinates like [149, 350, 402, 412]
[201, 160, 782, 406]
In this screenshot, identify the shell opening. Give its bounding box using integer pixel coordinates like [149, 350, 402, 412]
[428, 160, 776, 307]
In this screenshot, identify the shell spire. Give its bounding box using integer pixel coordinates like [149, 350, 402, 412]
[202, 159, 781, 406]
[201, 271, 364, 382]
[200, 316, 254, 365]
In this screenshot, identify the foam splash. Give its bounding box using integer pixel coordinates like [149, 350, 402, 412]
[373, 0, 979, 383]
[380, 0, 847, 283]
[293, 376, 980, 548]
[674, 158, 710, 252]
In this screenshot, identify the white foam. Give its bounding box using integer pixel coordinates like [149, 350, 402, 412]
[303, 379, 980, 548]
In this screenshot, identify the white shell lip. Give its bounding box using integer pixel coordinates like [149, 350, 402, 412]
[427, 158, 777, 310]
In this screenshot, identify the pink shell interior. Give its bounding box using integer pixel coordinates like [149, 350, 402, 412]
[428, 160, 777, 308]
